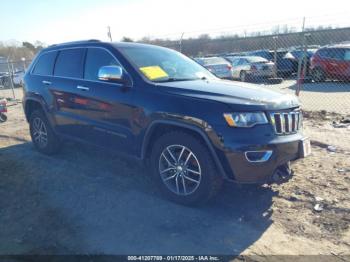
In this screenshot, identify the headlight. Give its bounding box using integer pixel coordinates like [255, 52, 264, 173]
[223, 112, 268, 128]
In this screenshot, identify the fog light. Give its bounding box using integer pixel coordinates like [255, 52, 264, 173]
[245, 150, 272, 162]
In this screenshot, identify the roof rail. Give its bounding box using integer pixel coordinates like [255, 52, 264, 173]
[49, 39, 101, 47]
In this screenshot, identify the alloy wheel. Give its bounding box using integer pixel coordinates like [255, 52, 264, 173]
[32, 117, 48, 148]
[158, 145, 202, 196]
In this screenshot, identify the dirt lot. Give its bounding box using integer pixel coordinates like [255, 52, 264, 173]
[0, 91, 350, 258]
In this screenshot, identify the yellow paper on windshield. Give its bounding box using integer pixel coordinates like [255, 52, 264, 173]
[139, 66, 168, 80]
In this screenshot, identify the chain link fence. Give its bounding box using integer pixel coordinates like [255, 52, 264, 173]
[0, 59, 31, 100]
[1, 27, 350, 115]
[146, 27, 350, 115]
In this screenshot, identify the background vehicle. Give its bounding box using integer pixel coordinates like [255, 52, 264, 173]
[0, 98, 7, 122]
[13, 70, 25, 86]
[310, 44, 350, 82]
[284, 49, 317, 76]
[23, 41, 309, 205]
[247, 50, 294, 77]
[225, 56, 274, 82]
[194, 56, 233, 79]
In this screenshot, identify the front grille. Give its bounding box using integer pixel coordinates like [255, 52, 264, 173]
[270, 110, 302, 135]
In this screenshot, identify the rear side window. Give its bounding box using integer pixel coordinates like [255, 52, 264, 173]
[328, 49, 345, 60]
[32, 52, 57, 75]
[54, 49, 85, 78]
[84, 48, 120, 81]
[344, 50, 350, 61]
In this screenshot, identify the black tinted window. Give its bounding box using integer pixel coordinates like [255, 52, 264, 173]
[329, 49, 345, 60]
[84, 48, 120, 81]
[33, 52, 57, 75]
[54, 49, 85, 78]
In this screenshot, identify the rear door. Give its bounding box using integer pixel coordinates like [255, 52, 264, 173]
[331, 48, 350, 79]
[327, 48, 345, 78]
[51, 48, 87, 137]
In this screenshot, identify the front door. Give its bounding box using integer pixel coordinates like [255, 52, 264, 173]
[73, 47, 136, 155]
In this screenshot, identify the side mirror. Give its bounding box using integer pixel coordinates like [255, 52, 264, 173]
[98, 65, 123, 82]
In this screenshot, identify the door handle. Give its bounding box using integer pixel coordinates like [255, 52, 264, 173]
[77, 85, 89, 91]
[42, 80, 52, 85]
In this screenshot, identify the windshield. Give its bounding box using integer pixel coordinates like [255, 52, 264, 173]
[118, 45, 215, 82]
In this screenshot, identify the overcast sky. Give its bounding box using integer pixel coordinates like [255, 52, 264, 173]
[1, 0, 349, 45]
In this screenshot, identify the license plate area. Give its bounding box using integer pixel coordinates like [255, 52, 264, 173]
[299, 138, 311, 158]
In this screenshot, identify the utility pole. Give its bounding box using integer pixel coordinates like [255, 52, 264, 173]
[179, 32, 184, 53]
[107, 26, 113, 42]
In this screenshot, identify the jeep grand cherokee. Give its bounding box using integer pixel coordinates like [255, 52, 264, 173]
[23, 40, 311, 205]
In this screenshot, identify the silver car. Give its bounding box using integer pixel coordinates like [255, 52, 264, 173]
[194, 57, 233, 79]
[225, 56, 274, 82]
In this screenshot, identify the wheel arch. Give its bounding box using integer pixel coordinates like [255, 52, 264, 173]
[24, 97, 55, 128]
[141, 120, 228, 180]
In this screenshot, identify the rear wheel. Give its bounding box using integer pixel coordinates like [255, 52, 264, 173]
[29, 110, 61, 155]
[150, 131, 222, 206]
[312, 67, 326, 82]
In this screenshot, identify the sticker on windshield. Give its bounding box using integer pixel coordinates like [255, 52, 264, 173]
[139, 66, 168, 80]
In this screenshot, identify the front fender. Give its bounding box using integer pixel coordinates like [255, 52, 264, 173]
[140, 118, 229, 180]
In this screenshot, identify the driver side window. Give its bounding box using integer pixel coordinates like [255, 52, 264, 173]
[84, 48, 120, 81]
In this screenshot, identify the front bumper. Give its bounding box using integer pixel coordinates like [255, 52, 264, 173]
[224, 139, 303, 183]
[211, 124, 308, 184]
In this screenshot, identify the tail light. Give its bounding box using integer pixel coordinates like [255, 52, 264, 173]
[227, 64, 232, 70]
[251, 65, 257, 71]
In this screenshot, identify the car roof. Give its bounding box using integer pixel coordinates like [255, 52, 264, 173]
[44, 40, 167, 52]
[323, 43, 350, 49]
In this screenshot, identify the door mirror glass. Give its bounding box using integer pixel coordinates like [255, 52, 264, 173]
[98, 65, 123, 82]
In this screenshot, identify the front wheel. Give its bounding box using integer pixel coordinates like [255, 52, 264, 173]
[312, 67, 326, 82]
[150, 131, 223, 206]
[29, 110, 61, 155]
[240, 71, 248, 82]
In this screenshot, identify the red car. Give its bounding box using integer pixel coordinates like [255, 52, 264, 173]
[310, 44, 350, 82]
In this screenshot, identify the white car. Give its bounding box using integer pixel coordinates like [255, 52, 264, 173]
[225, 56, 275, 82]
[13, 70, 25, 86]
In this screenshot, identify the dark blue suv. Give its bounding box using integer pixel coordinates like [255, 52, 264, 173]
[23, 40, 310, 205]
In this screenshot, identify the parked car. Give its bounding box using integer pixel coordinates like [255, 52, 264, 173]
[0, 98, 7, 122]
[225, 56, 274, 82]
[194, 56, 233, 79]
[247, 50, 294, 77]
[23, 40, 310, 205]
[310, 44, 350, 82]
[13, 70, 25, 86]
[284, 49, 317, 76]
[0, 73, 11, 88]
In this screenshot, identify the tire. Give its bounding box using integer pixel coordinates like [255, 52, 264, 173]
[29, 110, 61, 155]
[150, 131, 223, 206]
[240, 71, 247, 82]
[312, 67, 326, 82]
[0, 113, 7, 122]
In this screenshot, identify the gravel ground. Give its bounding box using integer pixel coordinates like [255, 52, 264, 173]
[0, 101, 349, 257]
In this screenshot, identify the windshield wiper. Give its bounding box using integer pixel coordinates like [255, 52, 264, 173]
[154, 77, 205, 83]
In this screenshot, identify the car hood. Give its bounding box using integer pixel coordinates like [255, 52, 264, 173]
[155, 79, 300, 111]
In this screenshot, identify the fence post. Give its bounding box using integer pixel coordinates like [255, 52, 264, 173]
[273, 36, 278, 78]
[6, 60, 16, 100]
[296, 17, 306, 96]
